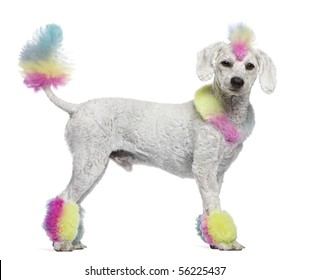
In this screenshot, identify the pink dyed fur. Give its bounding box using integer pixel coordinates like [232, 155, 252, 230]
[43, 197, 64, 241]
[200, 214, 213, 244]
[24, 73, 68, 92]
[232, 43, 248, 61]
[209, 114, 242, 144]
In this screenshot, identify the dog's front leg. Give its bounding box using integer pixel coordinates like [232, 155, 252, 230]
[192, 133, 222, 214]
[193, 139, 244, 251]
[194, 172, 244, 250]
[195, 173, 220, 215]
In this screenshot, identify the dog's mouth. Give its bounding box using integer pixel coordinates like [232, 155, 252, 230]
[229, 88, 238, 92]
[228, 87, 242, 95]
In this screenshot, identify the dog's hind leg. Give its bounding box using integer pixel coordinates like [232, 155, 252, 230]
[43, 131, 111, 251]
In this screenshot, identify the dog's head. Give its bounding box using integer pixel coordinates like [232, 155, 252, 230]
[196, 24, 276, 96]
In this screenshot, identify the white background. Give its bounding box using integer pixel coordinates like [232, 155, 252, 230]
[0, 0, 308, 279]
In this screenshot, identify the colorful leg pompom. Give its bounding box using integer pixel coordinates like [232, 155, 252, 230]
[196, 211, 237, 245]
[43, 197, 80, 242]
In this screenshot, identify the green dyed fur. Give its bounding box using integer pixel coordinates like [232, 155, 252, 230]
[208, 211, 237, 244]
[194, 84, 223, 119]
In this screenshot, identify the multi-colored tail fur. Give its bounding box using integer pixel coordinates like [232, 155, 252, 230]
[19, 24, 72, 92]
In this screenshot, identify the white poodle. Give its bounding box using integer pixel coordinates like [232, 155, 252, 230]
[19, 23, 276, 251]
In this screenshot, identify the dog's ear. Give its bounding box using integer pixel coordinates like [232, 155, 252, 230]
[196, 42, 225, 81]
[256, 50, 276, 94]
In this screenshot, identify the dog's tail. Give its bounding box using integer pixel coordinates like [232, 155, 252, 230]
[19, 24, 79, 114]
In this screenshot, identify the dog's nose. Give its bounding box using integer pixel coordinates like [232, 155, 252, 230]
[231, 77, 244, 89]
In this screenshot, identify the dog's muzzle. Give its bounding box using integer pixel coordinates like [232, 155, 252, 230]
[230, 77, 244, 90]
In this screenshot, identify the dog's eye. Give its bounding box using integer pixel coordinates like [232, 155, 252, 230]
[220, 60, 232, 68]
[246, 63, 255, 70]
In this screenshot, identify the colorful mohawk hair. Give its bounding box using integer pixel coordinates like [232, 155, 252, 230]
[228, 23, 255, 61]
[19, 24, 72, 92]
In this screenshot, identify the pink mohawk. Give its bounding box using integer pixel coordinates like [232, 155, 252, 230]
[228, 23, 255, 61]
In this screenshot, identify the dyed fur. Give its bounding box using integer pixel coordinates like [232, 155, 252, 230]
[20, 24, 276, 251]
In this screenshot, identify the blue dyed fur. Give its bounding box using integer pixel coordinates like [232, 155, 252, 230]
[20, 24, 63, 61]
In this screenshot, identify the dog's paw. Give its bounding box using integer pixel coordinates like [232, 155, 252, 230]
[210, 240, 245, 251]
[53, 241, 74, 252]
[73, 241, 87, 250]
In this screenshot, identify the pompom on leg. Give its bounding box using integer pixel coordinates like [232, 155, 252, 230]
[43, 197, 80, 251]
[196, 210, 244, 250]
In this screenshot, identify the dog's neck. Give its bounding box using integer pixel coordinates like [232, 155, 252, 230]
[212, 82, 250, 125]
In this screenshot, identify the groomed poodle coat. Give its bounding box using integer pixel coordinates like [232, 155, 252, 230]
[19, 23, 276, 251]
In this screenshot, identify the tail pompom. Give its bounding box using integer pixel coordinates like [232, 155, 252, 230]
[19, 24, 72, 92]
[20, 24, 63, 61]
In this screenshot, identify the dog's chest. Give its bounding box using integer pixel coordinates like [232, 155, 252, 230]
[217, 141, 242, 170]
[205, 104, 255, 171]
